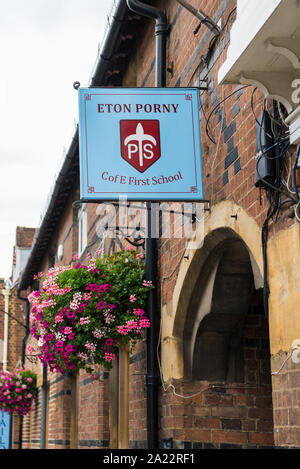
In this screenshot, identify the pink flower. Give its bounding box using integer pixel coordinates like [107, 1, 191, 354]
[130, 295, 136, 303]
[139, 318, 151, 328]
[103, 311, 115, 324]
[27, 344, 34, 354]
[97, 301, 105, 310]
[136, 253, 143, 260]
[117, 325, 128, 335]
[93, 329, 104, 339]
[70, 292, 82, 310]
[85, 283, 98, 292]
[66, 311, 76, 319]
[143, 280, 152, 287]
[73, 254, 79, 260]
[133, 308, 145, 316]
[126, 320, 139, 331]
[85, 342, 96, 353]
[80, 317, 90, 325]
[104, 352, 115, 362]
[65, 344, 75, 353]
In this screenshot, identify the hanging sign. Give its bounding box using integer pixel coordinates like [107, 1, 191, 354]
[78, 87, 204, 201]
[0, 411, 11, 449]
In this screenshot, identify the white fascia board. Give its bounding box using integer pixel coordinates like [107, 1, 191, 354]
[218, 0, 283, 84]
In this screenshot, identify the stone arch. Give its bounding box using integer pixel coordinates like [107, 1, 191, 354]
[161, 200, 264, 382]
[185, 238, 254, 382]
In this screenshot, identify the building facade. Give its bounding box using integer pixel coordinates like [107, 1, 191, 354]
[4, 0, 300, 450]
[0, 226, 36, 448]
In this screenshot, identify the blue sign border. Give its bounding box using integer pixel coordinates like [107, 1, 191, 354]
[78, 87, 204, 201]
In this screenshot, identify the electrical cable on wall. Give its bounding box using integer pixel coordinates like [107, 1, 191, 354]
[175, 0, 221, 36]
[293, 146, 300, 201]
[204, 85, 251, 144]
[271, 341, 300, 375]
[254, 97, 300, 318]
[178, 0, 300, 340]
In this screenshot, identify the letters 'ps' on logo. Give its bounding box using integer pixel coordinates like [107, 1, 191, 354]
[120, 120, 161, 173]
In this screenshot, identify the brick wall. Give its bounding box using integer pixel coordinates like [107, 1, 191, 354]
[13, 0, 300, 449]
[11, 414, 20, 449]
[272, 355, 300, 447]
[158, 306, 273, 449]
[78, 367, 110, 449]
[47, 374, 72, 449]
[16, 227, 36, 249]
[7, 285, 27, 370]
[129, 341, 147, 448]
[132, 0, 296, 449]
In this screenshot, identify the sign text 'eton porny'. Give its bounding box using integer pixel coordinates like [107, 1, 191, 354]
[97, 103, 179, 114]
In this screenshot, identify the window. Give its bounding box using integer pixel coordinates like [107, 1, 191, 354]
[78, 204, 87, 255]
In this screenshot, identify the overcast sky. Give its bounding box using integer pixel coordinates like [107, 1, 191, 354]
[0, 0, 115, 279]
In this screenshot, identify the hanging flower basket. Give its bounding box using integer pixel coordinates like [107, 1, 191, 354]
[27, 249, 152, 375]
[0, 368, 38, 416]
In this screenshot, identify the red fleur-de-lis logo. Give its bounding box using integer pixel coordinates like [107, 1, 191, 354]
[120, 120, 161, 173]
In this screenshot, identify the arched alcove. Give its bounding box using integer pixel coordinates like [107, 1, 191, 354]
[160, 202, 274, 448]
[184, 239, 254, 382]
[162, 201, 265, 382]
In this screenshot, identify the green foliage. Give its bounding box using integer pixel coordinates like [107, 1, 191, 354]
[28, 249, 152, 375]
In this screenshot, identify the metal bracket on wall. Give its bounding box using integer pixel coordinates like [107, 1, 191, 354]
[107, 225, 146, 250]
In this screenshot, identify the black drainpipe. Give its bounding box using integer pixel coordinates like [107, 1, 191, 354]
[126, 0, 168, 450]
[17, 288, 30, 450]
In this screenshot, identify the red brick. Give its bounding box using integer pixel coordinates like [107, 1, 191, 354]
[212, 430, 248, 444]
[203, 418, 222, 430]
[249, 432, 274, 446]
[211, 406, 247, 419]
[203, 394, 221, 406]
[185, 429, 212, 442]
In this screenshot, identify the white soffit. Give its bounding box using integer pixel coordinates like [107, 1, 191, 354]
[218, 0, 300, 114]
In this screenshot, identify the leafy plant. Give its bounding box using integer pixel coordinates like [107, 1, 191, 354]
[0, 368, 38, 416]
[27, 249, 152, 375]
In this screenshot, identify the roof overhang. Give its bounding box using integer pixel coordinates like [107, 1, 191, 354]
[218, 0, 300, 143]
